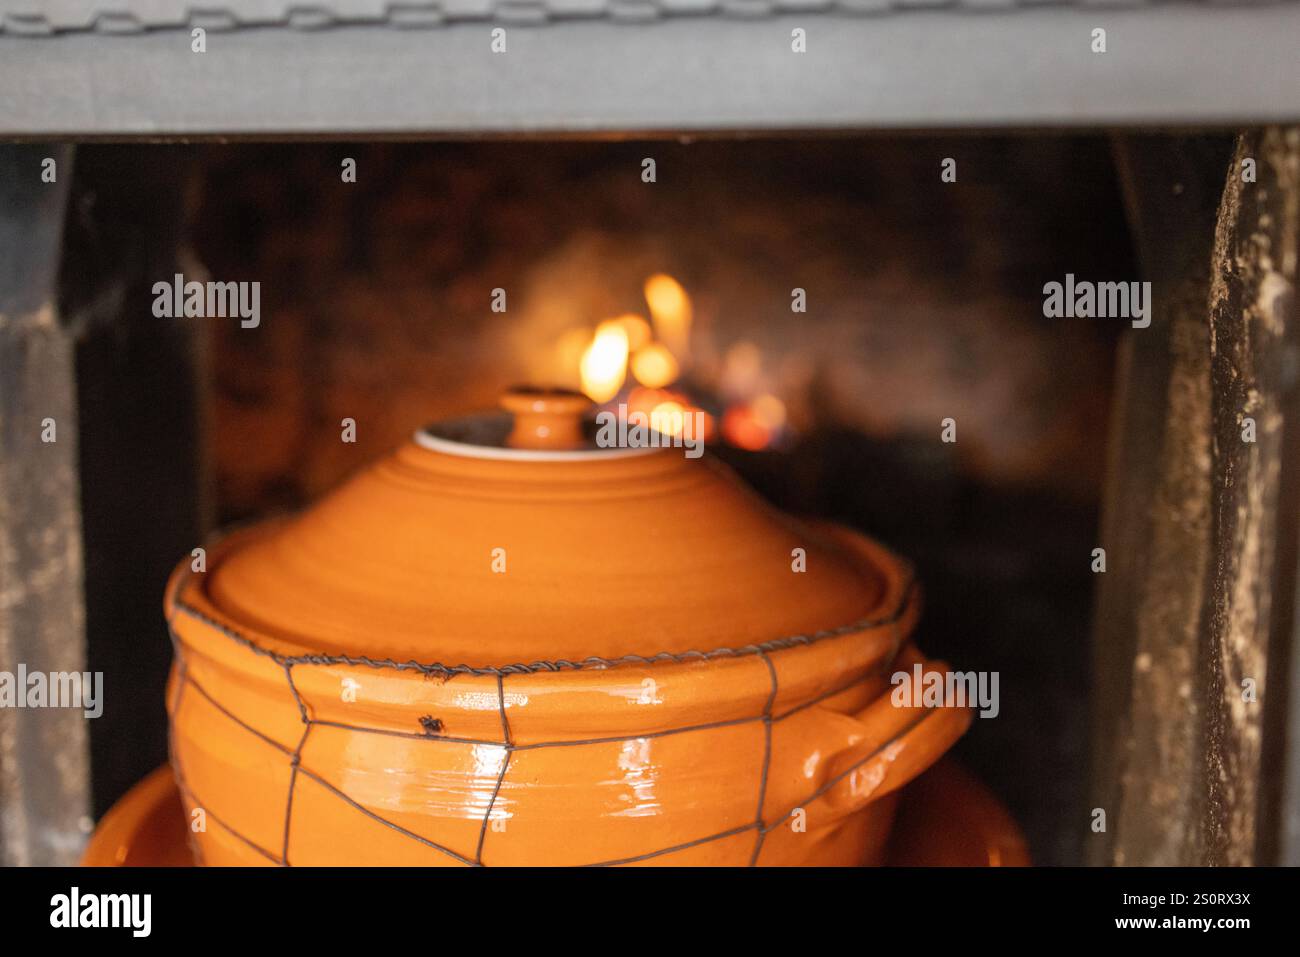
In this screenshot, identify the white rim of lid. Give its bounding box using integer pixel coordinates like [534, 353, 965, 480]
[413, 411, 665, 462]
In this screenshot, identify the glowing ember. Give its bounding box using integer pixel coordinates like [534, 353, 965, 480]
[649, 401, 688, 437]
[626, 387, 716, 441]
[721, 395, 785, 451]
[721, 407, 770, 451]
[580, 321, 630, 403]
[750, 393, 787, 431]
[643, 273, 693, 358]
[631, 342, 680, 389]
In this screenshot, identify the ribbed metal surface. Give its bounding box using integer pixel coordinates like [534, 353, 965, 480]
[0, 0, 1293, 34]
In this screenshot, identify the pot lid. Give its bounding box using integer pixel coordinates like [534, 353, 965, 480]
[202, 388, 897, 668]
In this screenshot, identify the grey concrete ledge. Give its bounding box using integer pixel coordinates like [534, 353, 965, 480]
[0, 8, 1297, 135]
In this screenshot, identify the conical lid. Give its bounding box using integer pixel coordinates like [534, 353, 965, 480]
[203, 388, 892, 667]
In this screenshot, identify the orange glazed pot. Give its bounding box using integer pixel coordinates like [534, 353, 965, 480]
[165, 389, 971, 866]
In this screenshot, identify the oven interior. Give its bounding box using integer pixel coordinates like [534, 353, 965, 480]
[55, 136, 1155, 865]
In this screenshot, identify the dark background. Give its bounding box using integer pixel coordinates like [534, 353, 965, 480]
[62, 137, 1135, 865]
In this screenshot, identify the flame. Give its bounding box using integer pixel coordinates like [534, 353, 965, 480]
[631, 342, 680, 389]
[616, 314, 652, 352]
[644, 273, 692, 358]
[580, 321, 630, 403]
[554, 327, 595, 386]
[572, 275, 692, 405]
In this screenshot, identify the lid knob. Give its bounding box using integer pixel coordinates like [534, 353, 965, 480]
[501, 386, 593, 451]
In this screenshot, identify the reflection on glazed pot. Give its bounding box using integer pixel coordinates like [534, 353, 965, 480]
[167, 543, 968, 866]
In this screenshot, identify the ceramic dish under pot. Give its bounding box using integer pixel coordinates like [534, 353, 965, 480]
[165, 388, 971, 866]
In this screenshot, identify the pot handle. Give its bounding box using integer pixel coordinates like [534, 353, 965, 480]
[811, 646, 973, 819]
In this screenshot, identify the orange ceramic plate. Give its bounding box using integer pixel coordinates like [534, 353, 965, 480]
[84, 761, 1028, 867]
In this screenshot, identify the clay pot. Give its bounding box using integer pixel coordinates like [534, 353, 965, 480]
[165, 388, 970, 866]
